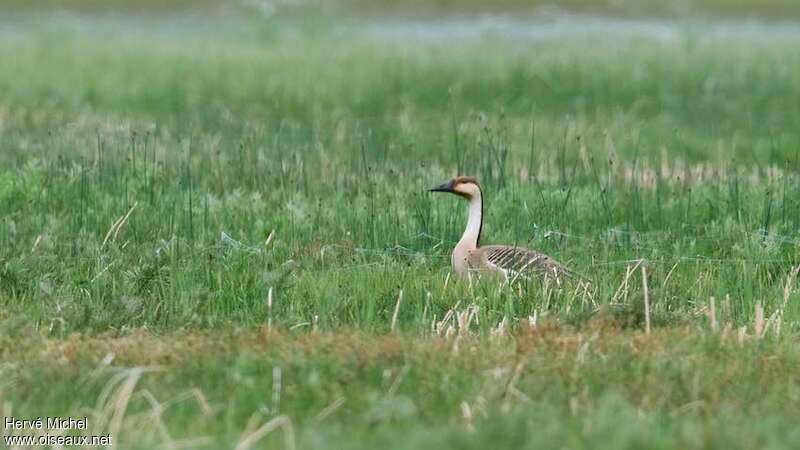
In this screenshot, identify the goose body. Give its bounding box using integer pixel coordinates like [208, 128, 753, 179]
[430, 176, 573, 283]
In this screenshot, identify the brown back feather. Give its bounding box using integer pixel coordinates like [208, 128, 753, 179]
[479, 245, 573, 279]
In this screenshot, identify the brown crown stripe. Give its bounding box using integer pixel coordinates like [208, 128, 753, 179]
[453, 175, 480, 186]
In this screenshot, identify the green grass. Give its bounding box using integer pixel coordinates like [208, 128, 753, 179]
[5, 328, 800, 449]
[6, 0, 800, 18]
[2, 8, 800, 449]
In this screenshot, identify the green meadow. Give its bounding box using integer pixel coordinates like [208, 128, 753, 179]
[2, 2, 800, 449]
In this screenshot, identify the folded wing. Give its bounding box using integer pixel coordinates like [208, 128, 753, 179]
[476, 245, 573, 283]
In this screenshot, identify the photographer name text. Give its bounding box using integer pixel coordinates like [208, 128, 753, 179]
[5, 416, 88, 431]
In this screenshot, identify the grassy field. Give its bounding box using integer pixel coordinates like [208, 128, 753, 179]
[2, 3, 800, 449]
[7, 0, 800, 17]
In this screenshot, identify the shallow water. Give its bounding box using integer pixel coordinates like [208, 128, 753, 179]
[350, 13, 800, 44]
[2, 9, 800, 45]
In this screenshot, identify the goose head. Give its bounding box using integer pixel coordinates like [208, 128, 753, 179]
[429, 176, 481, 200]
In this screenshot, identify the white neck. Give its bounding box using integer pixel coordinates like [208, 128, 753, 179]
[452, 191, 483, 275]
[459, 192, 483, 249]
